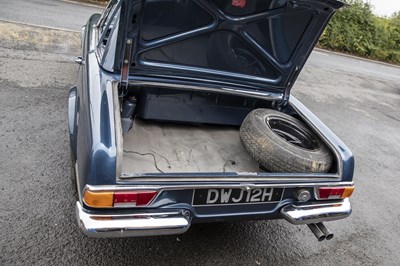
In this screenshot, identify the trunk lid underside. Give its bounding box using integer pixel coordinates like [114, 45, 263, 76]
[123, 0, 344, 99]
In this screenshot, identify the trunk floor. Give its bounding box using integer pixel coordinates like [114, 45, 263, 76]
[122, 119, 261, 173]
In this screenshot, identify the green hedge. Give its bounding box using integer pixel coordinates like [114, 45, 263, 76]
[319, 0, 400, 64]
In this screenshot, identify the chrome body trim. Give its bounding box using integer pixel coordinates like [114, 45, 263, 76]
[75, 162, 83, 205]
[84, 182, 354, 193]
[118, 174, 341, 182]
[76, 202, 191, 238]
[74, 56, 84, 65]
[281, 198, 351, 225]
[112, 82, 123, 179]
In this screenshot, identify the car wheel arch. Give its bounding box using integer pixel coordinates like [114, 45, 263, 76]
[68, 85, 79, 159]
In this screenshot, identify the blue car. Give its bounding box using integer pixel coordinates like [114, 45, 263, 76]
[69, 0, 354, 241]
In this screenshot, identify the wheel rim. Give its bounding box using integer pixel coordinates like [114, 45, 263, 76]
[266, 117, 320, 150]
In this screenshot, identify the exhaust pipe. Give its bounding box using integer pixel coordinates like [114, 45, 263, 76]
[316, 223, 334, 240]
[307, 224, 326, 242]
[307, 223, 334, 241]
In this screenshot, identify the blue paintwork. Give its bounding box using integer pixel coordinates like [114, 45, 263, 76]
[70, 0, 354, 222]
[72, 14, 120, 192]
[289, 96, 354, 182]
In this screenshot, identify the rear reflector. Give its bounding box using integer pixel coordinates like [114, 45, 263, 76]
[83, 190, 157, 208]
[318, 186, 354, 200]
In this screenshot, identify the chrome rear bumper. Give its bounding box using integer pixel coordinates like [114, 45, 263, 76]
[281, 198, 351, 225]
[76, 202, 191, 238]
[76, 199, 351, 237]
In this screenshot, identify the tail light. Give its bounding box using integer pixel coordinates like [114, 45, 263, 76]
[114, 191, 157, 207]
[83, 190, 158, 208]
[232, 0, 246, 8]
[318, 186, 354, 200]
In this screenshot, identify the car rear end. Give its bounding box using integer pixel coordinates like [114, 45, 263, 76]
[75, 95, 354, 239]
[73, 0, 355, 240]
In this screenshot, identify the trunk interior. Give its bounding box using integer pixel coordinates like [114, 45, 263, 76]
[122, 119, 259, 174]
[117, 86, 338, 177]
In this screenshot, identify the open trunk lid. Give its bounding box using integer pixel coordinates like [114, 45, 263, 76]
[117, 0, 344, 102]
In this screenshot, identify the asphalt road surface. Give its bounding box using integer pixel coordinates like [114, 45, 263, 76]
[0, 0, 102, 31]
[1, 1, 400, 265]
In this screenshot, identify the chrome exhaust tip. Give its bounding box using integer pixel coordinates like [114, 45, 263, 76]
[316, 222, 334, 240]
[307, 223, 326, 242]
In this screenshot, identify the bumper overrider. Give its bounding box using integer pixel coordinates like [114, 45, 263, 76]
[76, 199, 351, 238]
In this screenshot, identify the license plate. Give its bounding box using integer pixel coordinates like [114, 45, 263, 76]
[192, 187, 284, 206]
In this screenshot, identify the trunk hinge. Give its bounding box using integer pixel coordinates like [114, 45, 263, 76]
[276, 87, 290, 110]
[277, 66, 300, 109]
[120, 38, 133, 96]
[279, 90, 290, 109]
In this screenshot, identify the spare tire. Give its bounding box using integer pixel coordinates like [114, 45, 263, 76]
[240, 109, 333, 173]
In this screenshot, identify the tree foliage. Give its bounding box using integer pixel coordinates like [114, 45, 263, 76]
[319, 0, 400, 64]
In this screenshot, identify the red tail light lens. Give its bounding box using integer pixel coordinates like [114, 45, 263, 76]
[114, 191, 157, 207]
[136, 191, 158, 206]
[113, 191, 137, 207]
[232, 0, 246, 8]
[318, 186, 354, 200]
